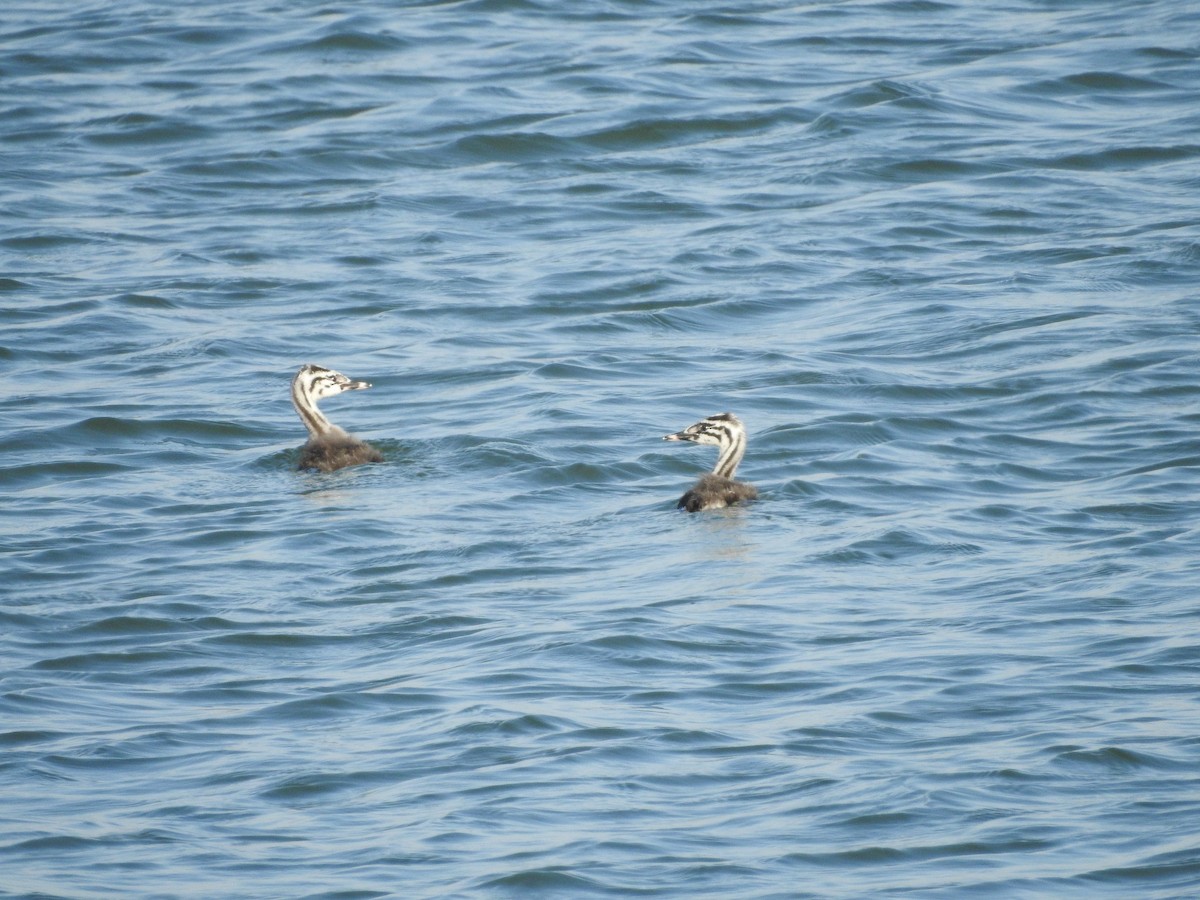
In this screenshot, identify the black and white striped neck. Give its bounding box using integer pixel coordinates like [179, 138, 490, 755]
[664, 412, 748, 479]
[291, 363, 372, 439]
[710, 416, 747, 479]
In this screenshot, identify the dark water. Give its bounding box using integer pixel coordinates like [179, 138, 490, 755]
[3, 1, 1200, 896]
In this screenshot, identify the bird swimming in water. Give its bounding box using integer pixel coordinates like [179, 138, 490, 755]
[663, 412, 757, 512]
[291, 363, 384, 472]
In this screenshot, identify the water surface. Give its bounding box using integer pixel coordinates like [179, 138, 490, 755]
[3, 1, 1200, 897]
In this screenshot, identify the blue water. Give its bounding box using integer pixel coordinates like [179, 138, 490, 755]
[3, 1, 1200, 896]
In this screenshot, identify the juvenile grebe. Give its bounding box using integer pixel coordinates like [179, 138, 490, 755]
[291, 363, 384, 472]
[663, 412, 757, 512]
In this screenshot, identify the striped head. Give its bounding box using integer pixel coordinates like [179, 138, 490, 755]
[663, 413, 748, 479]
[293, 364, 372, 403]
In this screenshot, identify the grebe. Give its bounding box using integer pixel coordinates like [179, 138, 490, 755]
[663, 413, 757, 512]
[291, 363, 384, 472]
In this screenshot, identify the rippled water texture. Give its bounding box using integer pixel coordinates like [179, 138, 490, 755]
[3, 1, 1200, 896]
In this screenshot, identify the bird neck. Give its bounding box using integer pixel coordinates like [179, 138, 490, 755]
[292, 382, 337, 439]
[713, 431, 745, 479]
